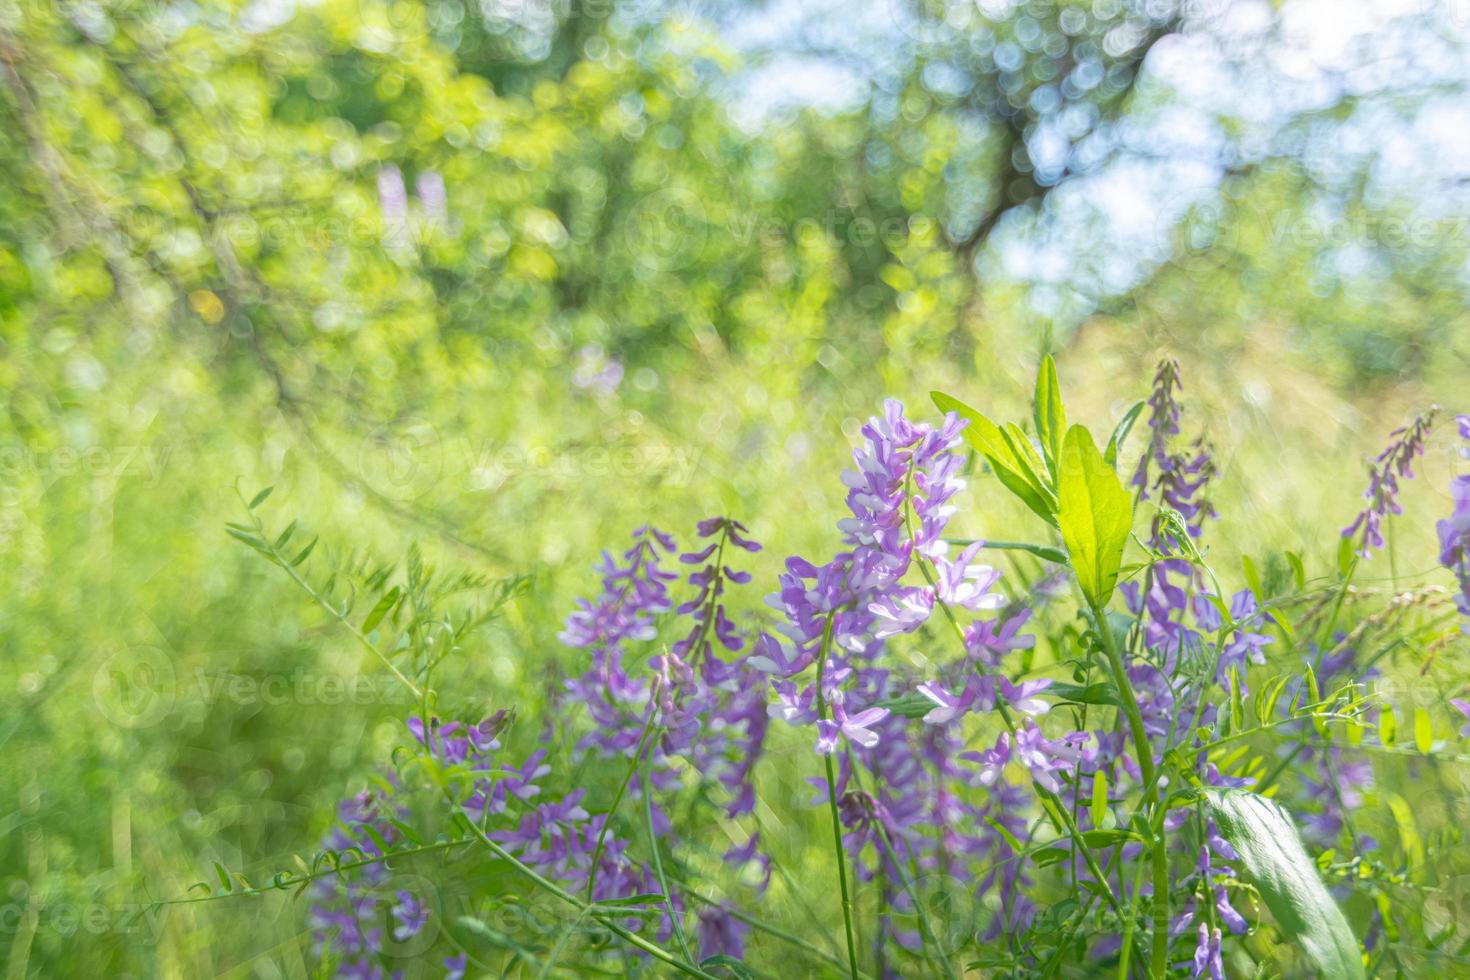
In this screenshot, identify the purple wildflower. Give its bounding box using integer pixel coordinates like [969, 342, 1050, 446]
[1453, 699, 1470, 738]
[1437, 414, 1470, 628]
[1343, 409, 1437, 557]
[1192, 923, 1224, 980]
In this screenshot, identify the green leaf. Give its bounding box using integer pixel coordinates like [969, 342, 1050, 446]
[1206, 791, 1364, 980]
[248, 485, 274, 509]
[1286, 551, 1307, 591]
[949, 539, 1068, 564]
[214, 862, 233, 893]
[1336, 536, 1357, 580]
[1242, 555, 1264, 602]
[985, 815, 1023, 853]
[1049, 682, 1121, 708]
[874, 692, 939, 719]
[225, 528, 268, 553]
[700, 954, 757, 980]
[1379, 706, 1396, 747]
[1057, 424, 1134, 609]
[1033, 354, 1067, 476]
[1414, 708, 1433, 754]
[1079, 828, 1137, 849]
[362, 586, 401, 633]
[1103, 400, 1146, 469]
[1003, 423, 1054, 493]
[290, 537, 318, 567]
[932, 391, 1059, 527]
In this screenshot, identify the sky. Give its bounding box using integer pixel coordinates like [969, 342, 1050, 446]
[718, 0, 1470, 319]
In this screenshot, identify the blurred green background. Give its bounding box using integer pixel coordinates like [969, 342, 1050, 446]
[1, 0, 1469, 975]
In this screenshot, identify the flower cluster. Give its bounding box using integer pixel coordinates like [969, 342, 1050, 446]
[1343, 409, 1437, 557]
[1437, 414, 1470, 630]
[294, 366, 1469, 980]
[557, 516, 770, 956]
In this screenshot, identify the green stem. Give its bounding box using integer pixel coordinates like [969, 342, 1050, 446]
[814, 611, 862, 980]
[642, 772, 694, 965]
[1116, 840, 1150, 979]
[242, 493, 424, 700]
[871, 821, 957, 980]
[455, 811, 719, 980]
[915, 548, 1121, 914]
[585, 693, 662, 902]
[1087, 599, 1169, 980]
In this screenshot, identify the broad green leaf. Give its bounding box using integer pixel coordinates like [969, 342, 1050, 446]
[1206, 791, 1365, 980]
[932, 391, 1058, 527]
[1103, 400, 1146, 469]
[1057, 424, 1134, 609]
[1003, 422, 1054, 493]
[1033, 354, 1067, 476]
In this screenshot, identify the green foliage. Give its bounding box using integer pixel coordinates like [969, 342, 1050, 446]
[1056, 424, 1134, 610]
[1207, 791, 1366, 980]
[1, 0, 1468, 976]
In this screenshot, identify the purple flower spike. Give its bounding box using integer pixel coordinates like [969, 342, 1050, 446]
[1343, 409, 1436, 558]
[1192, 923, 1224, 980]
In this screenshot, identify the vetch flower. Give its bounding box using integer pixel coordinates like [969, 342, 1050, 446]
[962, 732, 1012, 787]
[1192, 923, 1224, 980]
[815, 697, 890, 755]
[1343, 409, 1436, 558]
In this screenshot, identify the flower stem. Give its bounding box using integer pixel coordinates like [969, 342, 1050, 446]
[642, 771, 695, 965]
[1088, 599, 1169, 979]
[814, 610, 861, 980]
[585, 690, 662, 902]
